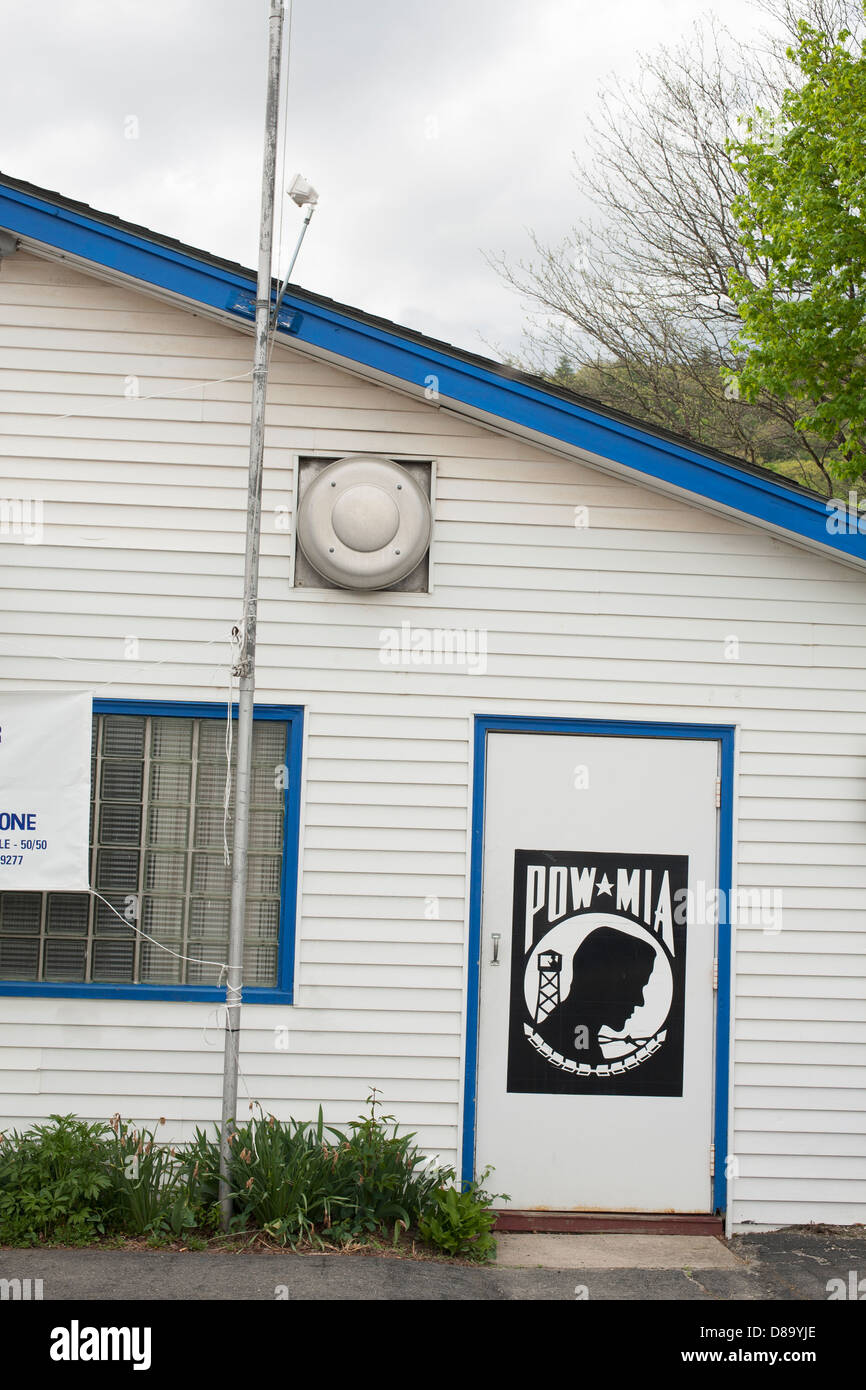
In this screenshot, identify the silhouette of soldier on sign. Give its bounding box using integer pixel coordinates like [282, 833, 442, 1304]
[535, 926, 656, 1065]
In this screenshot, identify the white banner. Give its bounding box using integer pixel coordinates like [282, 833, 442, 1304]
[0, 691, 92, 891]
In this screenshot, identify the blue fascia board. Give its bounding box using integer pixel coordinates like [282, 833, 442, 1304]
[2, 178, 864, 566]
[0, 182, 252, 313]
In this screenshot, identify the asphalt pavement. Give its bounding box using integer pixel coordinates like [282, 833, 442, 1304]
[1, 1225, 864, 1300]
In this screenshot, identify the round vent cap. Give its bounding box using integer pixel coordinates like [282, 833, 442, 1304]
[296, 455, 431, 590]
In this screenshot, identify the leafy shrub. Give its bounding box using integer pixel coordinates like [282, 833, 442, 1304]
[0, 1114, 217, 1246]
[418, 1168, 507, 1261]
[177, 1126, 222, 1230]
[226, 1108, 342, 1244]
[0, 1101, 505, 1259]
[103, 1116, 198, 1238]
[0, 1115, 115, 1246]
[333, 1097, 449, 1240]
[227, 1094, 454, 1248]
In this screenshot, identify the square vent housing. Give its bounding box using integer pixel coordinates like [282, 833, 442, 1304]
[292, 456, 433, 593]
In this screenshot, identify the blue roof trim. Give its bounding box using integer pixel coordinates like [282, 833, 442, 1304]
[2, 178, 864, 565]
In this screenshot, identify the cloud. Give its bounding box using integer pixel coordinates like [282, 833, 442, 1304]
[0, 0, 766, 358]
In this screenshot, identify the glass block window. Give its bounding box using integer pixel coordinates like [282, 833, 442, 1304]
[0, 712, 289, 988]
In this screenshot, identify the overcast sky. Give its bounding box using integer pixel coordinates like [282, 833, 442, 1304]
[0, 0, 777, 360]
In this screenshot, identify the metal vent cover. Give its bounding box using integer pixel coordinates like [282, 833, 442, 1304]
[294, 455, 432, 591]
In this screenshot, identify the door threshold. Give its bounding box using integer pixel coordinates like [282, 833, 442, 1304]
[493, 1209, 723, 1236]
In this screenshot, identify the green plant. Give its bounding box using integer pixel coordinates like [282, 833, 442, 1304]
[333, 1091, 450, 1242]
[224, 1093, 454, 1249]
[103, 1115, 197, 1238]
[0, 1114, 115, 1246]
[177, 1125, 222, 1227]
[0, 1104, 503, 1258]
[728, 13, 866, 482]
[418, 1167, 508, 1262]
[225, 1107, 346, 1246]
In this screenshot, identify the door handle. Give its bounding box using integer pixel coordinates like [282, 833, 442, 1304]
[491, 933, 501, 965]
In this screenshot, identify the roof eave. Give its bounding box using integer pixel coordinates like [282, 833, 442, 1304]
[1, 175, 864, 571]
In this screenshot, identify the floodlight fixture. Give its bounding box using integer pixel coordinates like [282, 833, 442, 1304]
[288, 173, 318, 208]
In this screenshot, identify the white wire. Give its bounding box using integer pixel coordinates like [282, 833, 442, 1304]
[214, 0, 294, 1104]
[90, 889, 229, 978]
[217, 4, 294, 878]
[0, 634, 232, 693]
[92, 888, 257, 1107]
[12, 17, 294, 439]
[273, 0, 292, 296]
[91, 627, 258, 1111]
[224, 627, 242, 867]
[4, 14, 297, 477]
[1, 626, 246, 986]
[3, 7, 297, 1122]
[266, 0, 300, 378]
[44, 368, 256, 425]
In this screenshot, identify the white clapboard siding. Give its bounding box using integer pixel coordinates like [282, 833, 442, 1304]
[1, 248, 865, 1216]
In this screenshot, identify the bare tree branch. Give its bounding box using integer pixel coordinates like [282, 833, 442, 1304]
[487, 0, 866, 495]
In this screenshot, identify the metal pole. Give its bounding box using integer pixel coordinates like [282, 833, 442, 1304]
[272, 202, 315, 324]
[219, 0, 285, 1230]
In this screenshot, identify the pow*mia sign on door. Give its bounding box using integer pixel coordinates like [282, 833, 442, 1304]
[507, 850, 688, 1098]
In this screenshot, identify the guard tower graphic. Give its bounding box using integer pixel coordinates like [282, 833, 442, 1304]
[535, 949, 563, 1024]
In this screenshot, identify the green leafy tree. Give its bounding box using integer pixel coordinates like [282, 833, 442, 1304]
[490, 1, 866, 495]
[728, 8, 866, 482]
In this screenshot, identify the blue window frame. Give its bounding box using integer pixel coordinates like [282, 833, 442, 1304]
[0, 699, 303, 1004]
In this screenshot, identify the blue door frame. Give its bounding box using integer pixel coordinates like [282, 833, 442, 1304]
[461, 715, 736, 1214]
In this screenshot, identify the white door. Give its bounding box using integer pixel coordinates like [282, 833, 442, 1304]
[474, 731, 719, 1212]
